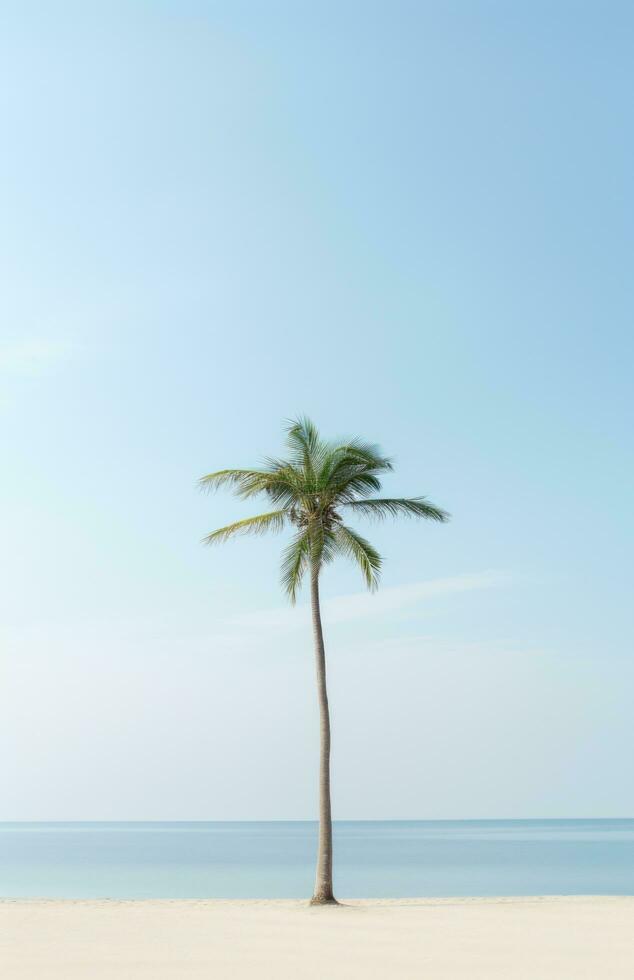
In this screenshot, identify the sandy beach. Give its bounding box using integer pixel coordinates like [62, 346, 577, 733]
[1, 896, 632, 979]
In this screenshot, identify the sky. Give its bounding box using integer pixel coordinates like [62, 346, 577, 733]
[1, 0, 633, 820]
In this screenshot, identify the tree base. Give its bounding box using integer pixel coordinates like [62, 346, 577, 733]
[309, 895, 339, 906]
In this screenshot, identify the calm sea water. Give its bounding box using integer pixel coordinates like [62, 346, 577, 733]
[1, 820, 633, 898]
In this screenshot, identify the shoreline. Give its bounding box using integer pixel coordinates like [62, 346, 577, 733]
[2, 893, 632, 902]
[3, 896, 633, 978]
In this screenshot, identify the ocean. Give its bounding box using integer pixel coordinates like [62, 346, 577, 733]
[1, 820, 633, 899]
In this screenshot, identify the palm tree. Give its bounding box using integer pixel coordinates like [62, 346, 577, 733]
[199, 418, 449, 904]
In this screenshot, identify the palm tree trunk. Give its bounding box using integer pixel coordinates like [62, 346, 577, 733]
[309, 564, 337, 904]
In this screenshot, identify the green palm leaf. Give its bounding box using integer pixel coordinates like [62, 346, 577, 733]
[280, 530, 311, 603]
[333, 524, 382, 590]
[343, 497, 449, 522]
[198, 469, 275, 499]
[203, 510, 288, 545]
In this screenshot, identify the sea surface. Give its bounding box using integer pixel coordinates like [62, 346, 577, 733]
[1, 820, 633, 899]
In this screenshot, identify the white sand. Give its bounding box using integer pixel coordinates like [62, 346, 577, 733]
[1, 897, 633, 979]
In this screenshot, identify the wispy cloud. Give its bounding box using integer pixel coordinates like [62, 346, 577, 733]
[227, 570, 510, 635]
[1, 572, 513, 662]
[0, 339, 74, 376]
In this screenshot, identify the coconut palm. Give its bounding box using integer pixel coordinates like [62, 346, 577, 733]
[199, 418, 449, 904]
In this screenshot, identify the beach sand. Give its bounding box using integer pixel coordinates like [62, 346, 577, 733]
[1, 896, 632, 979]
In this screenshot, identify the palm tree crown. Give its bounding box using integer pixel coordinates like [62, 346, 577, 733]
[199, 417, 449, 600]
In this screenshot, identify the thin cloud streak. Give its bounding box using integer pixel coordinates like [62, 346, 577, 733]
[228, 570, 511, 634]
[1, 573, 511, 658]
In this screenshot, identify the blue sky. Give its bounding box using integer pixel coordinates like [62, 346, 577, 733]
[1, 1, 633, 819]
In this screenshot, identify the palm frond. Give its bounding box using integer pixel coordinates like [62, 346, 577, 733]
[333, 524, 382, 590]
[330, 470, 383, 501]
[284, 416, 329, 485]
[344, 497, 449, 522]
[280, 530, 311, 603]
[199, 466, 304, 508]
[203, 510, 288, 546]
[333, 439, 393, 473]
[285, 416, 320, 458]
[317, 442, 391, 502]
[198, 469, 274, 499]
[308, 524, 338, 569]
[257, 459, 310, 506]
